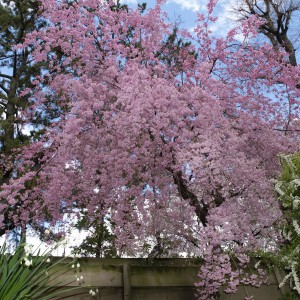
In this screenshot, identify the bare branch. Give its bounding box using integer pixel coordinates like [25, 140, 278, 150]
[0, 83, 9, 94]
[0, 73, 12, 80]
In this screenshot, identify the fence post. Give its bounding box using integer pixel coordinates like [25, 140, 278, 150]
[123, 263, 131, 300]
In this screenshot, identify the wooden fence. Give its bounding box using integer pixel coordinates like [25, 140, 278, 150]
[52, 258, 289, 300]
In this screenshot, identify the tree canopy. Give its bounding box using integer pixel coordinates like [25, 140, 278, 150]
[0, 0, 300, 298]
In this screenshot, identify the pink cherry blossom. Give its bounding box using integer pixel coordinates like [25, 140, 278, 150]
[1, 0, 299, 298]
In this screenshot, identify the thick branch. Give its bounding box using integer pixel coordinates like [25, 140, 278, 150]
[0, 83, 9, 95]
[172, 170, 209, 226]
[237, 0, 298, 66]
[0, 73, 12, 80]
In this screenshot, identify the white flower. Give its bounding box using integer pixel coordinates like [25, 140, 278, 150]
[254, 261, 261, 269]
[89, 290, 96, 296]
[77, 263, 80, 268]
[292, 179, 300, 187]
[24, 259, 32, 267]
[279, 273, 292, 289]
[46, 258, 51, 263]
[24, 245, 33, 255]
[45, 229, 50, 235]
[293, 198, 300, 210]
[293, 220, 300, 235]
[76, 276, 80, 282]
[284, 230, 292, 240]
[291, 263, 300, 294]
[71, 264, 75, 268]
[274, 182, 285, 196]
[80, 275, 84, 280]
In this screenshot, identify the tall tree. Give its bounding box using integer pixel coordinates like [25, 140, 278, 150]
[0, 0, 299, 298]
[0, 0, 42, 162]
[0, 0, 53, 238]
[235, 0, 300, 66]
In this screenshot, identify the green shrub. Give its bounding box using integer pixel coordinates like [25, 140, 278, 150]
[0, 240, 81, 300]
[273, 153, 300, 294]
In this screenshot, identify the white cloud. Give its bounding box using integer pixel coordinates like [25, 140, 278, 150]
[203, 1, 239, 37]
[120, 0, 138, 4]
[187, 1, 238, 38]
[120, 0, 203, 10]
[168, 0, 204, 12]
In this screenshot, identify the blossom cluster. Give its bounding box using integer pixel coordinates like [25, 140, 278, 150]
[195, 251, 267, 300]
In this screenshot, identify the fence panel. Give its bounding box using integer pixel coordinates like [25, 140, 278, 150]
[51, 258, 287, 300]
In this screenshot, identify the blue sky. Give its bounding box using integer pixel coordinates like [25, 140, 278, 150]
[121, 0, 238, 36]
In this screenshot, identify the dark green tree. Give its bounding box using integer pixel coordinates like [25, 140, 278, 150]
[72, 213, 117, 258]
[0, 0, 47, 237]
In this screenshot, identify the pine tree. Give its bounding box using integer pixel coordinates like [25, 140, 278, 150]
[0, 0, 46, 236]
